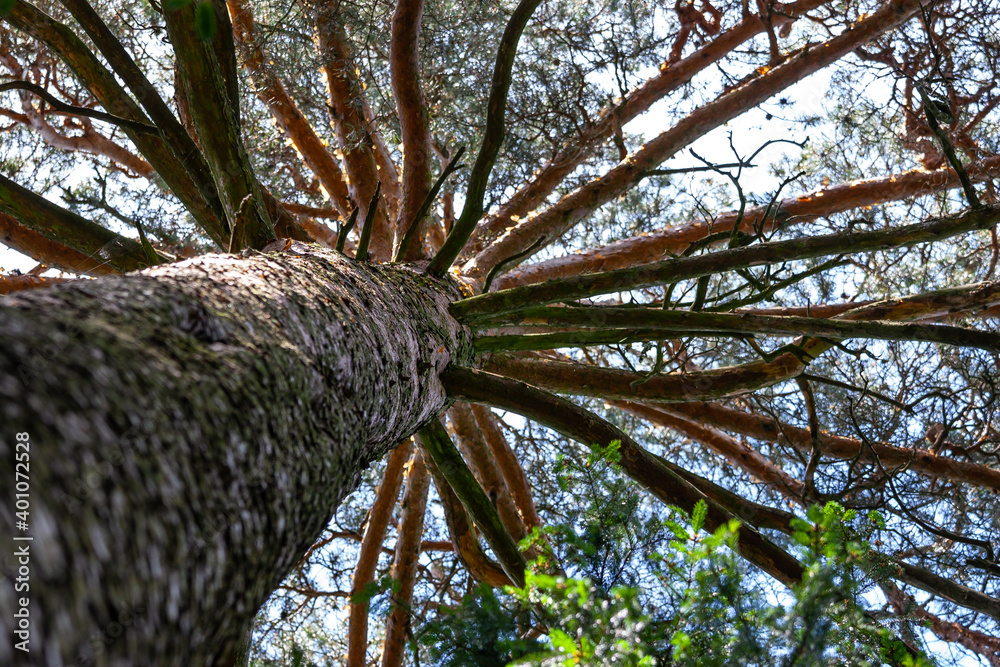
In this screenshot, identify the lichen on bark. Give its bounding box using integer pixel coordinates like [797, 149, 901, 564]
[0, 243, 472, 666]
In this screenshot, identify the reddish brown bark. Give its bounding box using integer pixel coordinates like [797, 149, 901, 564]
[614, 401, 806, 498]
[427, 462, 513, 588]
[227, 0, 354, 218]
[494, 156, 1000, 289]
[347, 441, 412, 667]
[314, 5, 395, 261]
[390, 0, 433, 260]
[462, 0, 934, 282]
[449, 403, 526, 541]
[462, 0, 829, 256]
[0, 213, 119, 276]
[883, 581, 1000, 666]
[0, 273, 73, 294]
[668, 400, 1000, 492]
[470, 403, 542, 531]
[380, 448, 430, 667]
[484, 280, 1000, 403]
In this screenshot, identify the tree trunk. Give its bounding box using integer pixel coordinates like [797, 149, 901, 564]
[0, 244, 472, 666]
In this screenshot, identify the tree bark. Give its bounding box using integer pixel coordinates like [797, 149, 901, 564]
[0, 245, 472, 666]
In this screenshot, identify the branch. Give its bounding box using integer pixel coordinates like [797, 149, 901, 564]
[444, 367, 1000, 623]
[452, 203, 1000, 322]
[394, 146, 465, 262]
[425, 458, 513, 588]
[470, 404, 542, 531]
[494, 156, 1000, 289]
[472, 305, 1000, 353]
[380, 448, 430, 667]
[442, 365, 807, 587]
[427, 0, 543, 276]
[390, 0, 433, 261]
[613, 400, 807, 499]
[669, 400, 1000, 492]
[347, 441, 412, 667]
[480, 279, 1000, 402]
[462, 0, 930, 281]
[0, 272, 72, 294]
[0, 213, 117, 276]
[226, 0, 354, 218]
[463, 0, 829, 256]
[449, 403, 526, 542]
[417, 419, 527, 587]
[163, 1, 275, 251]
[7, 0, 228, 245]
[0, 80, 156, 134]
[313, 3, 394, 261]
[0, 174, 156, 273]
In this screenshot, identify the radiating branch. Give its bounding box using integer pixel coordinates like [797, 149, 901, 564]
[452, 203, 1000, 322]
[0, 80, 156, 133]
[8, 0, 228, 245]
[462, 0, 829, 257]
[347, 441, 412, 667]
[380, 448, 430, 667]
[427, 0, 543, 276]
[0, 174, 157, 273]
[442, 365, 807, 587]
[494, 156, 1000, 289]
[417, 419, 527, 587]
[463, 0, 930, 281]
[472, 306, 1000, 352]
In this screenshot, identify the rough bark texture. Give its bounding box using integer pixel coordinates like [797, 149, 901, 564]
[0, 245, 472, 666]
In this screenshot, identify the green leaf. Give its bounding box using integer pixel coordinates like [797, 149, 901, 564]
[195, 1, 216, 40]
[691, 499, 707, 534]
[549, 628, 577, 655]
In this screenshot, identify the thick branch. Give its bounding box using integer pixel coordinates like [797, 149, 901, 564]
[449, 403, 526, 542]
[417, 419, 527, 588]
[426, 458, 513, 588]
[473, 306, 1000, 353]
[390, 0, 433, 261]
[0, 174, 155, 273]
[669, 401, 1000, 492]
[463, 0, 930, 280]
[0, 213, 118, 276]
[614, 400, 806, 499]
[347, 441, 412, 667]
[0, 272, 72, 294]
[226, 0, 353, 218]
[496, 156, 1000, 289]
[17, 0, 228, 245]
[163, 2, 275, 250]
[380, 449, 430, 667]
[313, 3, 394, 261]
[463, 0, 829, 256]
[427, 0, 543, 275]
[453, 203, 1000, 322]
[470, 404, 542, 531]
[443, 366, 807, 587]
[481, 279, 1000, 402]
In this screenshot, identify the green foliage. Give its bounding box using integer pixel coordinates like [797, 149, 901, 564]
[416, 584, 545, 667]
[0, 0, 13, 18]
[421, 502, 935, 667]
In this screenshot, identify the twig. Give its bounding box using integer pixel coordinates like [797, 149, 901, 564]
[355, 182, 381, 262]
[394, 146, 465, 262]
[0, 80, 158, 135]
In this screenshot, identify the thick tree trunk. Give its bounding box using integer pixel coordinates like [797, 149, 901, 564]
[0, 244, 472, 666]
